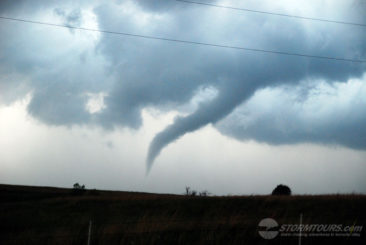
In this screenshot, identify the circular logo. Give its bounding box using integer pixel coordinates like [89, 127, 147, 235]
[258, 218, 279, 239]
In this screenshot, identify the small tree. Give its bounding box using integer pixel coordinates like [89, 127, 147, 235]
[185, 186, 191, 195]
[272, 184, 291, 196]
[184, 186, 200, 196]
[73, 183, 81, 189]
[72, 183, 86, 195]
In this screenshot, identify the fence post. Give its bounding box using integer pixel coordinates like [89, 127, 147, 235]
[87, 220, 92, 245]
[298, 213, 302, 245]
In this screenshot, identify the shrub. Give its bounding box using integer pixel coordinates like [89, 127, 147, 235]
[72, 183, 86, 195]
[272, 184, 291, 196]
[199, 190, 210, 196]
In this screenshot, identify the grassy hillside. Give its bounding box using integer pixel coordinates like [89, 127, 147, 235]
[0, 184, 365, 244]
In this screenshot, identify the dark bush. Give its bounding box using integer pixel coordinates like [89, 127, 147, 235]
[199, 190, 210, 196]
[272, 184, 291, 196]
[72, 183, 86, 195]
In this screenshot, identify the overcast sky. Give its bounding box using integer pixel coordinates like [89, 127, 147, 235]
[1, 0, 366, 195]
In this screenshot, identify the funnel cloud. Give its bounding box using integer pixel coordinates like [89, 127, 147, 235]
[147, 84, 254, 170]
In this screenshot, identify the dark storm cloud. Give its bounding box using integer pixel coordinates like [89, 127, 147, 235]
[216, 81, 366, 149]
[0, 0, 365, 169]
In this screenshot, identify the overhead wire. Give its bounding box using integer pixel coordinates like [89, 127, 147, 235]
[0, 16, 365, 63]
[175, 0, 366, 28]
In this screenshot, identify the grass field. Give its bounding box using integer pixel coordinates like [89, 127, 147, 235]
[0, 184, 365, 244]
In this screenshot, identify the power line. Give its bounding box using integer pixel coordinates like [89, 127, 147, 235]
[0, 16, 365, 63]
[176, 0, 366, 28]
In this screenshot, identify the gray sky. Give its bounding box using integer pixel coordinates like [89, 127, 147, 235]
[0, 0, 366, 195]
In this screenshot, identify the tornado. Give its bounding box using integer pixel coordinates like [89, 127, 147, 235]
[146, 83, 254, 172]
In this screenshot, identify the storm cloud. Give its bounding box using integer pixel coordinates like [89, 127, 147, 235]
[0, 0, 365, 171]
